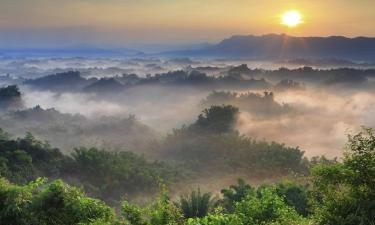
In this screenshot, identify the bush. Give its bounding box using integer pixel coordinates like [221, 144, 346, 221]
[178, 188, 214, 218]
[312, 128, 375, 224]
[219, 178, 255, 213]
[121, 187, 184, 225]
[0, 131, 67, 183]
[0, 178, 114, 225]
[235, 187, 307, 225]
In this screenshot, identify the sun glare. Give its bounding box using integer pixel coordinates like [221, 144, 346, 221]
[282, 10, 302, 27]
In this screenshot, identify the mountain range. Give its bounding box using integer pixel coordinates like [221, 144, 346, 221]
[3, 34, 375, 61]
[164, 34, 375, 61]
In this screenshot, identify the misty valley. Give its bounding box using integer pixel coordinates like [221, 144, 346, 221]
[0, 56, 375, 224]
[3, 0, 375, 223]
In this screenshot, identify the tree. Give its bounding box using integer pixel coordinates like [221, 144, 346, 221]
[0, 85, 22, 109]
[220, 179, 255, 212]
[67, 147, 178, 201]
[0, 178, 114, 225]
[312, 127, 375, 224]
[274, 182, 310, 216]
[192, 105, 239, 134]
[178, 188, 214, 219]
[235, 187, 306, 225]
[121, 186, 184, 225]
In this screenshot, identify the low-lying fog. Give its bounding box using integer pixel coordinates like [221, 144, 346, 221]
[19, 86, 374, 158]
[1, 56, 375, 158]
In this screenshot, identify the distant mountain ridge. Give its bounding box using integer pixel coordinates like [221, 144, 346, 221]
[163, 34, 375, 60]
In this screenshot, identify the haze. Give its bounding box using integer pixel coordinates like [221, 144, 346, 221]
[1, 0, 375, 49]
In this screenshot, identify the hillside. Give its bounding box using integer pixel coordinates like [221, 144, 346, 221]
[165, 34, 375, 60]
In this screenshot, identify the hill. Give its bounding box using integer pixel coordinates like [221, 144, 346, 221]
[165, 34, 375, 60]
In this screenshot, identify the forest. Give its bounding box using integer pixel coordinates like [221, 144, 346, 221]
[0, 61, 375, 224]
[0, 124, 374, 224]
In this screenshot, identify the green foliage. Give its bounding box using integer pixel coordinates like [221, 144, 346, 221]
[3, 114, 375, 224]
[0, 130, 180, 202]
[0, 131, 67, 183]
[163, 131, 307, 177]
[312, 127, 375, 224]
[147, 192, 184, 225]
[187, 208, 241, 225]
[121, 200, 147, 225]
[0, 176, 315, 225]
[68, 147, 179, 201]
[30, 180, 114, 225]
[121, 187, 184, 225]
[235, 187, 307, 225]
[192, 105, 239, 134]
[0, 178, 114, 225]
[188, 186, 309, 225]
[160, 105, 308, 178]
[219, 178, 255, 213]
[178, 188, 213, 219]
[274, 182, 311, 216]
[0, 177, 39, 225]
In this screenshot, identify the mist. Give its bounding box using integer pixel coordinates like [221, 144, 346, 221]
[1, 57, 373, 159]
[1, 56, 375, 205]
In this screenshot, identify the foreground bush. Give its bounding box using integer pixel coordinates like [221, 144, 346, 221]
[177, 188, 214, 219]
[0, 178, 114, 225]
[312, 128, 375, 224]
[187, 186, 309, 225]
[121, 187, 184, 225]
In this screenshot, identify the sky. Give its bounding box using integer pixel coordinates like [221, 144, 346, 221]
[0, 0, 374, 50]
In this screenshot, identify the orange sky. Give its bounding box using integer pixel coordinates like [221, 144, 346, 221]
[0, 0, 374, 47]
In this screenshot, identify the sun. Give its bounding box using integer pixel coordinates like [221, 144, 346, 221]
[281, 10, 302, 27]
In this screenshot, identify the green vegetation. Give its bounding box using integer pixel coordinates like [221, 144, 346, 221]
[219, 178, 255, 213]
[0, 129, 179, 203]
[177, 188, 214, 219]
[160, 105, 307, 177]
[0, 129, 66, 183]
[312, 127, 375, 224]
[0, 105, 310, 203]
[66, 147, 179, 202]
[195, 105, 239, 134]
[1, 103, 374, 224]
[0, 178, 114, 225]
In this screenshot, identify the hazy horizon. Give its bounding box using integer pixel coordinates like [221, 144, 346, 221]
[1, 0, 375, 50]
